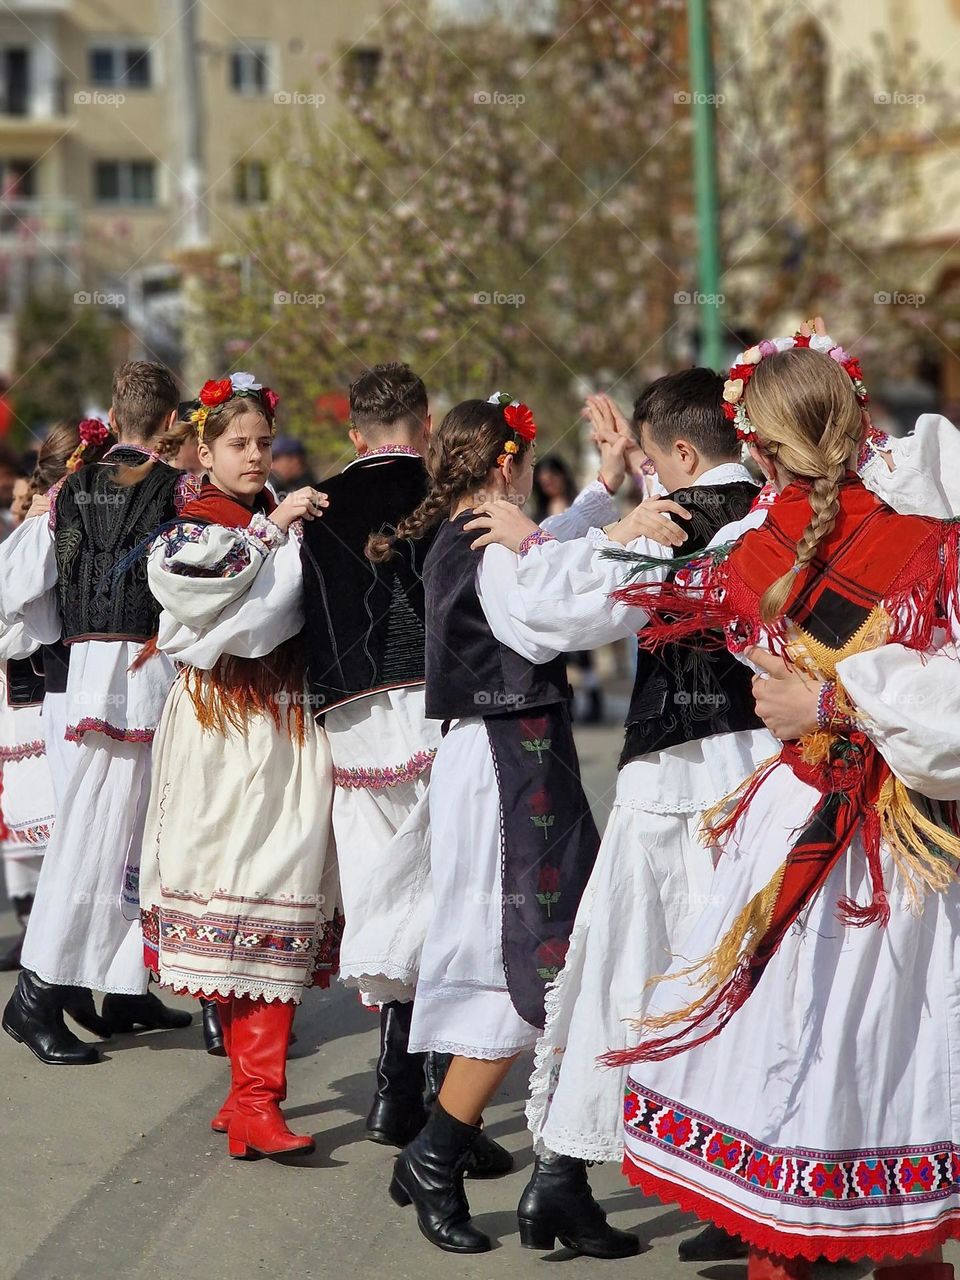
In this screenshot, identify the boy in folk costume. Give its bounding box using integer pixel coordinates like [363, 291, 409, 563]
[466, 368, 773, 1262]
[607, 338, 960, 1280]
[298, 363, 509, 1175]
[139, 374, 340, 1160]
[0, 364, 193, 1065]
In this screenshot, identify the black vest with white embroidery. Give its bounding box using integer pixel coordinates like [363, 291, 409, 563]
[620, 480, 763, 768]
[424, 512, 570, 722]
[54, 450, 181, 643]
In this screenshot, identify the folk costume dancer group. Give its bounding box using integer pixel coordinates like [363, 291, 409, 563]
[0, 324, 959, 1277]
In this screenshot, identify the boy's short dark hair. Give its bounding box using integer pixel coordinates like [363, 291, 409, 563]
[633, 367, 738, 461]
[349, 362, 428, 435]
[112, 361, 179, 440]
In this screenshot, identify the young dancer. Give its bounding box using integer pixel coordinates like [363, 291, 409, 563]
[0, 364, 193, 1065]
[300, 362, 445, 1149]
[368, 393, 631, 1257]
[138, 372, 339, 1160]
[465, 367, 773, 1263]
[607, 338, 960, 1279]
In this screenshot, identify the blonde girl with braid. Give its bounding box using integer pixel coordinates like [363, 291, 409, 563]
[370, 395, 636, 1259]
[598, 339, 960, 1280]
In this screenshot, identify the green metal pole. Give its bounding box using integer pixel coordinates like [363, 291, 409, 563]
[687, 0, 723, 370]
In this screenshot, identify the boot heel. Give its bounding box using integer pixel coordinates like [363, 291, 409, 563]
[389, 1173, 412, 1207]
[228, 1137, 253, 1159]
[518, 1217, 556, 1250]
[3, 1022, 23, 1045]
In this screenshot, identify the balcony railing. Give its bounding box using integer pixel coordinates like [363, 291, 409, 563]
[0, 198, 79, 250]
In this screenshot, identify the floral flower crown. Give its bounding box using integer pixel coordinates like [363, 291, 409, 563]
[722, 331, 868, 443]
[487, 390, 537, 466]
[188, 372, 280, 442]
[66, 417, 111, 473]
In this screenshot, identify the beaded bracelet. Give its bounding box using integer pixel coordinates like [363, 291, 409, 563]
[817, 680, 857, 733]
[518, 529, 557, 559]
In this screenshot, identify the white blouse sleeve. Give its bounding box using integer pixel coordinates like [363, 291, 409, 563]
[0, 515, 61, 644]
[149, 516, 304, 668]
[0, 619, 40, 663]
[862, 414, 960, 518]
[540, 480, 618, 542]
[476, 543, 563, 664]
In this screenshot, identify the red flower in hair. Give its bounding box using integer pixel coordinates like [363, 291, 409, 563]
[728, 364, 756, 383]
[504, 402, 536, 441]
[793, 333, 811, 348]
[722, 402, 737, 420]
[843, 358, 864, 382]
[199, 378, 233, 407]
[79, 418, 109, 446]
[263, 387, 280, 416]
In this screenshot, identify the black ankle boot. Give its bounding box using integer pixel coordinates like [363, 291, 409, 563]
[2, 970, 101, 1065]
[0, 894, 33, 971]
[201, 999, 225, 1055]
[101, 990, 193, 1034]
[366, 1000, 429, 1146]
[466, 1128, 514, 1179]
[423, 1051, 452, 1106]
[677, 1222, 747, 1261]
[517, 1151, 640, 1258]
[390, 1102, 491, 1253]
[61, 987, 112, 1038]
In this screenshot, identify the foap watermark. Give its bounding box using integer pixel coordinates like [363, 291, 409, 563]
[75, 490, 125, 507]
[75, 290, 126, 308]
[74, 89, 125, 108]
[474, 290, 525, 308]
[874, 90, 925, 107]
[274, 290, 325, 307]
[474, 90, 525, 107]
[874, 290, 925, 307]
[474, 691, 527, 709]
[273, 690, 327, 711]
[274, 90, 326, 108]
[674, 690, 728, 710]
[674, 90, 726, 106]
[475, 891, 526, 907]
[675, 290, 725, 307]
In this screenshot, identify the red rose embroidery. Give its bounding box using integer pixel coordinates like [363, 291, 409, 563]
[538, 865, 561, 894]
[199, 378, 233, 407]
[504, 402, 536, 441]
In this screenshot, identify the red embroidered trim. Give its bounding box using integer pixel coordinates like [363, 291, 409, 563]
[518, 529, 557, 559]
[65, 719, 155, 745]
[0, 740, 45, 764]
[333, 749, 436, 790]
[622, 1153, 960, 1264]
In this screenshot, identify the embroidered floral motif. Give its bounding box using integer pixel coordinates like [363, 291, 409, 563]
[529, 786, 556, 840]
[624, 1084, 960, 1209]
[518, 529, 557, 559]
[311, 908, 344, 988]
[535, 937, 568, 982]
[536, 865, 561, 917]
[333, 749, 436, 790]
[158, 522, 258, 579]
[4, 821, 51, 845]
[65, 719, 155, 745]
[0, 740, 45, 764]
[520, 717, 552, 764]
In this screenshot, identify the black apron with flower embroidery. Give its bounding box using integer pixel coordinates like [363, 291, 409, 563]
[484, 704, 600, 1028]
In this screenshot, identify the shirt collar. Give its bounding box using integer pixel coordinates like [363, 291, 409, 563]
[693, 462, 756, 488]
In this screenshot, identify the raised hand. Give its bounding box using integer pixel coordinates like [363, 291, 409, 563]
[271, 486, 329, 531]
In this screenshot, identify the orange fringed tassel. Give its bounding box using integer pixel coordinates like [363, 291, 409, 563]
[183, 636, 308, 744]
[129, 637, 161, 672]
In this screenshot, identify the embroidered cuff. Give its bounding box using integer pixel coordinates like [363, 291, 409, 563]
[249, 512, 288, 553]
[857, 424, 890, 475]
[817, 680, 857, 733]
[518, 529, 557, 559]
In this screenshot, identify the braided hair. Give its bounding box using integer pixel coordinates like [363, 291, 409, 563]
[366, 398, 534, 562]
[742, 348, 863, 623]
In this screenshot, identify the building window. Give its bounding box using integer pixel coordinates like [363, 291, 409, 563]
[230, 44, 271, 96]
[94, 160, 157, 206]
[89, 43, 153, 89]
[0, 49, 30, 115]
[233, 160, 269, 205]
[0, 160, 36, 201]
[346, 47, 382, 90]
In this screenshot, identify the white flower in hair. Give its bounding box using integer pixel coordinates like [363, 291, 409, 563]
[230, 371, 262, 392]
[487, 389, 519, 407]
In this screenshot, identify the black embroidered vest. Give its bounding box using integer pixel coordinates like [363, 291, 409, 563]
[54, 450, 181, 644]
[301, 454, 433, 713]
[620, 480, 763, 767]
[424, 514, 570, 722]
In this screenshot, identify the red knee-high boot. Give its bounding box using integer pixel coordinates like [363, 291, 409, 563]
[210, 1001, 235, 1133]
[227, 998, 314, 1159]
[747, 1248, 812, 1279]
[875, 1266, 954, 1279]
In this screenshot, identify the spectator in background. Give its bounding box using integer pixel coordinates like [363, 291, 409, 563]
[270, 436, 315, 497]
[0, 443, 21, 508]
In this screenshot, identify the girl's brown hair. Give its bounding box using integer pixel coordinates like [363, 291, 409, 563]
[743, 347, 863, 623]
[112, 396, 273, 486]
[30, 420, 117, 497]
[366, 399, 533, 562]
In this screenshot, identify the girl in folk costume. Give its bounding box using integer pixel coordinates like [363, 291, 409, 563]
[367, 395, 628, 1257]
[606, 340, 960, 1280]
[0, 422, 115, 972]
[0, 363, 194, 1067]
[138, 373, 340, 1161]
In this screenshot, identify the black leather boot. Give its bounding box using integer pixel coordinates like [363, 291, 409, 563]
[677, 1223, 747, 1261]
[423, 1051, 452, 1106]
[100, 990, 193, 1034]
[467, 1128, 514, 1179]
[366, 1000, 429, 1146]
[61, 987, 112, 1038]
[0, 894, 33, 971]
[201, 999, 225, 1055]
[2, 970, 101, 1065]
[390, 1102, 491, 1253]
[517, 1151, 640, 1258]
